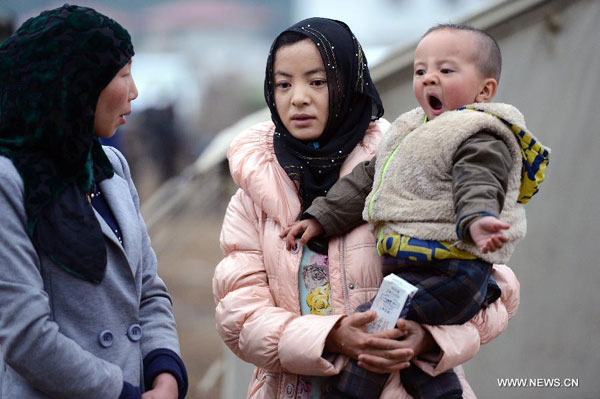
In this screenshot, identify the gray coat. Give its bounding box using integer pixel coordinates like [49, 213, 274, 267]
[0, 146, 181, 399]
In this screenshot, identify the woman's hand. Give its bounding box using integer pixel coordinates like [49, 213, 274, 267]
[357, 319, 438, 373]
[391, 319, 436, 356]
[141, 373, 178, 399]
[325, 312, 415, 374]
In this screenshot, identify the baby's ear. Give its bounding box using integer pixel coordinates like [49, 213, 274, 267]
[475, 78, 498, 103]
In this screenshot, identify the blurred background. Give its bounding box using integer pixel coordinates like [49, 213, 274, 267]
[1, 0, 598, 398]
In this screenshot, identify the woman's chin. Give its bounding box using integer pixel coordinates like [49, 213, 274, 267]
[94, 129, 117, 139]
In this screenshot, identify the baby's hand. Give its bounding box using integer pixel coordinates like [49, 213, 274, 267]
[279, 218, 324, 250]
[468, 216, 510, 253]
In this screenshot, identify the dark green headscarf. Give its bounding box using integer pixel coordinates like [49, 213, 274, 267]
[0, 4, 134, 283]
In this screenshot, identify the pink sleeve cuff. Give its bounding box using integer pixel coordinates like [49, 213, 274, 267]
[414, 323, 480, 376]
[278, 314, 346, 376]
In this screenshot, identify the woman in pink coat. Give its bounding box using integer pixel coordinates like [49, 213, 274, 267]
[213, 17, 519, 399]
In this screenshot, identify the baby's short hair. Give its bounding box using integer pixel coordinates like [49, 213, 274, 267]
[423, 23, 502, 82]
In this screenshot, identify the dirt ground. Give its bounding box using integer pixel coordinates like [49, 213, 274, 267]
[149, 205, 228, 399]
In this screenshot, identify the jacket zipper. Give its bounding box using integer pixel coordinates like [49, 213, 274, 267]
[338, 237, 352, 314]
[367, 142, 402, 219]
[294, 244, 303, 315]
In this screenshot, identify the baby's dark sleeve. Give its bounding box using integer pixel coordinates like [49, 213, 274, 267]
[305, 156, 376, 237]
[453, 131, 512, 241]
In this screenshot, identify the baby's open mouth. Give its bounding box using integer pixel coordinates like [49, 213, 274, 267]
[428, 95, 442, 110]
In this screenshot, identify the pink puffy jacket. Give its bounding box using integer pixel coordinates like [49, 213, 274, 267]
[213, 120, 520, 399]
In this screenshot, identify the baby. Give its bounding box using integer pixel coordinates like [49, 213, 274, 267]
[282, 24, 550, 399]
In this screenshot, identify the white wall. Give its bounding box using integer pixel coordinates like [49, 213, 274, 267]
[376, 0, 600, 397]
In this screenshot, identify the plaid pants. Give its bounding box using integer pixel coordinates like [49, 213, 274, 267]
[325, 257, 500, 399]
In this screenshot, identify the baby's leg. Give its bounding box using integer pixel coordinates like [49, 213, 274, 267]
[401, 366, 463, 399]
[324, 364, 389, 399]
[393, 257, 499, 325]
[392, 257, 498, 399]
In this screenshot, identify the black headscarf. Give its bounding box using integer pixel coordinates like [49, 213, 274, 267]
[0, 5, 134, 283]
[265, 18, 383, 253]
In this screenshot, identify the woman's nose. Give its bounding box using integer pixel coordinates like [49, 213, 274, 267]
[129, 78, 139, 101]
[291, 87, 309, 106]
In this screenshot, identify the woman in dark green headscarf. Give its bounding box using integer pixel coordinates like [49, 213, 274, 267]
[0, 5, 187, 399]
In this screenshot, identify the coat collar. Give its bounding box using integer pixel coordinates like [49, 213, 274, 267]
[227, 120, 387, 226]
[95, 168, 141, 277]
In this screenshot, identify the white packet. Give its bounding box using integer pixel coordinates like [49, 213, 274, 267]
[366, 274, 418, 333]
